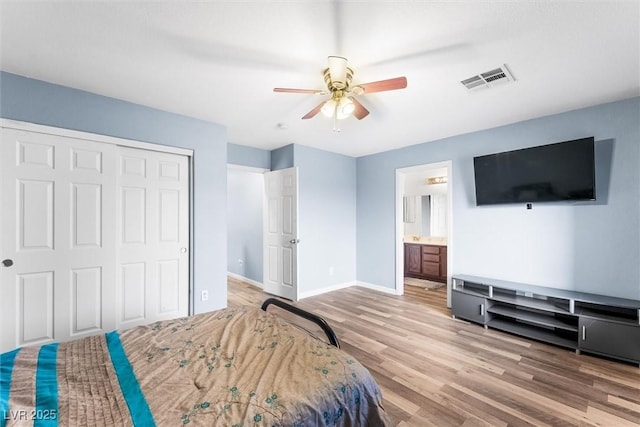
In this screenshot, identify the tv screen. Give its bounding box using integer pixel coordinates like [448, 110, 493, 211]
[473, 137, 595, 206]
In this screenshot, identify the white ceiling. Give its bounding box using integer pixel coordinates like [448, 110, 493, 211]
[1, 1, 638, 157]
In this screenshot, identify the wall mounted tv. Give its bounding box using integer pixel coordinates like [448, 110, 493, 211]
[473, 137, 596, 206]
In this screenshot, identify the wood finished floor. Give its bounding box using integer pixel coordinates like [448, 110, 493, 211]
[227, 277, 640, 426]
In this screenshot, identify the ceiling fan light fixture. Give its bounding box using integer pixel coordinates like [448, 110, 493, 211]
[336, 97, 355, 120]
[321, 99, 337, 117]
[274, 55, 406, 123]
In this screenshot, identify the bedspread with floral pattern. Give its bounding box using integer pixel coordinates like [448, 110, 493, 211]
[1, 306, 390, 426]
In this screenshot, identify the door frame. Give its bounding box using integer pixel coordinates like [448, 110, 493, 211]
[395, 160, 453, 306]
[0, 119, 196, 314]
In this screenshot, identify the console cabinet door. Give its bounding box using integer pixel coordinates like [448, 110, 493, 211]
[579, 318, 640, 363]
[452, 291, 487, 325]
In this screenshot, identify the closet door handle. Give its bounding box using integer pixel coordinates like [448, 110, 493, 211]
[2, 259, 13, 267]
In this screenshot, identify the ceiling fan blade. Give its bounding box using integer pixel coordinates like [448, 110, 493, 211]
[351, 98, 370, 120]
[274, 88, 324, 94]
[355, 77, 407, 94]
[302, 101, 326, 120]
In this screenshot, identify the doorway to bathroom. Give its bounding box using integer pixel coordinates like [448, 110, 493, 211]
[395, 161, 453, 307]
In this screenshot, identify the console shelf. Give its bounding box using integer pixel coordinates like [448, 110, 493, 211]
[490, 292, 571, 315]
[452, 274, 640, 366]
[487, 319, 578, 350]
[487, 304, 578, 332]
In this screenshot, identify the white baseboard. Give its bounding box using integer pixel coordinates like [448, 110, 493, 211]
[298, 281, 356, 300]
[353, 280, 402, 295]
[227, 272, 263, 289]
[228, 274, 401, 298]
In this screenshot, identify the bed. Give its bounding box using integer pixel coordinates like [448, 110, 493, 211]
[1, 299, 390, 426]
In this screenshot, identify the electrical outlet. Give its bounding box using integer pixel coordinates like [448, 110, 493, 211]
[201, 290, 208, 301]
[238, 259, 244, 267]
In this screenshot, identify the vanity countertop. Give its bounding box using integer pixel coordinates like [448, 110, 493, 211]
[404, 236, 447, 246]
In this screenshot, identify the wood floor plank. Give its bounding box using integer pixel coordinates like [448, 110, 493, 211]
[447, 382, 551, 427]
[608, 394, 640, 413]
[585, 405, 640, 427]
[227, 277, 640, 426]
[587, 399, 640, 424]
[382, 389, 421, 417]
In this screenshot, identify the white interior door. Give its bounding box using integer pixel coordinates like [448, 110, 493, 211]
[0, 125, 190, 353]
[263, 167, 298, 300]
[115, 146, 189, 329]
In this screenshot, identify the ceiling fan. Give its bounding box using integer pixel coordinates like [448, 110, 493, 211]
[274, 56, 407, 129]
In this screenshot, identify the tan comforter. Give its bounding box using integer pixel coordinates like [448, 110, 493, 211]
[2, 306, 390, 426]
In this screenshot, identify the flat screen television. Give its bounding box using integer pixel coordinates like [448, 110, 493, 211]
[473, 137, 596, 206]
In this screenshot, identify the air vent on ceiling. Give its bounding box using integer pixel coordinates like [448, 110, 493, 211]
[461, 64, 515, 91]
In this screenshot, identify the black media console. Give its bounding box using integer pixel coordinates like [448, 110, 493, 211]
[451, 274, 640, 366]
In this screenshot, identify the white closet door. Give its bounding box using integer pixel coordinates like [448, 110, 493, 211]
[0, 126, 190, 353]
[115, 146, 189, 329]
[0, 129, 117, 352]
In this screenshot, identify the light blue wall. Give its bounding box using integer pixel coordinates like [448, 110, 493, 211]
[227, 168, 263, 283]
[357, 97, 640, 299]
[228, 142, 271, 169]
[0, 71, 229, 312]
[294, 145, 357, 294]
[271, 144, 294, 170]
[226, 144, 270, 285]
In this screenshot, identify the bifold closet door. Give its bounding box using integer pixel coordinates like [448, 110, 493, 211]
[0, 127, 189, 353]
[115, 146, 189, 329]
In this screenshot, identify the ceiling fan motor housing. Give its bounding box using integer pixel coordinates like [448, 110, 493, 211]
[324, 66, 353, 91]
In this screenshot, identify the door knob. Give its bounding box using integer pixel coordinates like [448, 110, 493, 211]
[2, 259, 14, 267]
[289, 239, 300, 244]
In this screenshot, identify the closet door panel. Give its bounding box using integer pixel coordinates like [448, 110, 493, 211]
[0, 129, 116, 351]
[115, 146, 189, 329]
